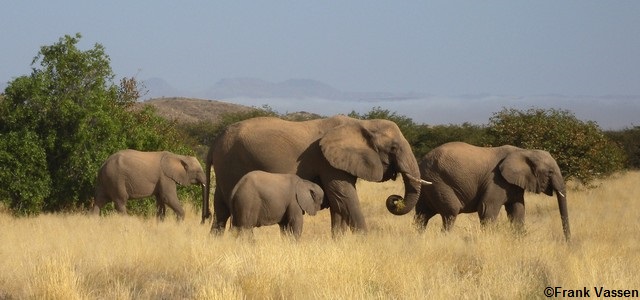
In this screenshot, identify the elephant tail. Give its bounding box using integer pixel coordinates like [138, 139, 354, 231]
[202, 149, 214, 224]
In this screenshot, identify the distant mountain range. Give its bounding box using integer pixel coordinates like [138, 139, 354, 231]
[142, 77, 424, 101]
[3, 76, 637, 129]
[139, 77, 640, 129]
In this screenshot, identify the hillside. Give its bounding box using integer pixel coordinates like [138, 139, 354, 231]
[137, 97, 323, 123]
[137, 97, 255, 124]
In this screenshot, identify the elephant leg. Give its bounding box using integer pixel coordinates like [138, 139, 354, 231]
[164, 196, 185, 221]
[229, 225, 241, 238]
[239, 228, 256, 243]
[92, 191, 108, 216]
[157, 204, 166, 221]
[232, 226, 255, 242]
[289, 217, 304, 240]
[477, 200, 502, 226]
[91, 205, 101, 216]
[156, 183, 184, 221]
[113, 198, 128, 215]
[428, 186, 463, 232]
[278, 215, 302, 240]
[278, 222, 290, 235]
[414, 210, 436, 233]
[280, 222, 300, 239]
[441, 214, 458, 232]
[329, 210, 348, 235]
[322, 173, 366, 235]
[156, 197, 167, 221]
[414, 195, 436, 232]
[211, 187, 230, 235]
[505, 200, 526, 233]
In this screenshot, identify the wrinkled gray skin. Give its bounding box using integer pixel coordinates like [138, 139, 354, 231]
[93, 149, 206, 221]
[415, 142, 570, 240]
[203, 115, 422, 236]
[230, 170, 325, 240]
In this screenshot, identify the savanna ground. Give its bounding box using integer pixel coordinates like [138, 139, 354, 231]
[1, 172, 639, 299]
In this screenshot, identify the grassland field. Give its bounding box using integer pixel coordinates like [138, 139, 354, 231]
[0, 171, 639, 299]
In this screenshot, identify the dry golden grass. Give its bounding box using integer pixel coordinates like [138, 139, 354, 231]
[1, 172, 639, 299]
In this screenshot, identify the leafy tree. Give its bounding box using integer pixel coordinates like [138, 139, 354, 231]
[606, 126, 640, 169]
[412, 123, 492, 159]
[488, 107, 625, 183]
[0, 34, 189, 215]
[0, 34, 120, 212]
[0, 130, 50, 215]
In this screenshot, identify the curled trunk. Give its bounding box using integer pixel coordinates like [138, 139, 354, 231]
[386, 172, 422, 215]
[385, 146, 422, 215]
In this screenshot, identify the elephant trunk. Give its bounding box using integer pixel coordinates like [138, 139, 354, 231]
[551, 173, 570, 241]
[556, 190, 571, 241]
[386, 149, 422, 216]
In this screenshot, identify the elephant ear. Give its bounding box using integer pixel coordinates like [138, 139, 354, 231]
[161, 154, 190, 185]
[296, 181, 319, 216]
[319, 124, 384, 182]
[499, 151, 539, 193]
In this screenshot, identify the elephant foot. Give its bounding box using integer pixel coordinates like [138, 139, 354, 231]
[210, 225, 226, 236]
[201, 210, 212, 224]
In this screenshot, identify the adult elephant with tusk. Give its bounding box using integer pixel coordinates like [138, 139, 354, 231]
[202, 115, 426, 236]
[415, 142, 571, 241]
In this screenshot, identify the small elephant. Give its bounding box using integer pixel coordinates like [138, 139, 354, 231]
[229, 170, 325, 239]
[415, 142, 570, 240]
[93, 149, 206, 221]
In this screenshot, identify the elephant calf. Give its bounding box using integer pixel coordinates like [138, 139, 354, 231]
[93, 149, 206, 221]
[230, 170, 325, 240]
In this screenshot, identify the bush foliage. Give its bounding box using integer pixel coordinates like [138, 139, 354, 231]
[412, 123, 492, 159]
[0, 34, 191, 216]
[605, 126, 640, 170]
[487, 108, 625, 183]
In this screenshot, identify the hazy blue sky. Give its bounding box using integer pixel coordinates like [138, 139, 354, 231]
[2, 1, 640, 96]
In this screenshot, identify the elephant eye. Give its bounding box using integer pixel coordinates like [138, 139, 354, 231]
[390, 144, 398, 153]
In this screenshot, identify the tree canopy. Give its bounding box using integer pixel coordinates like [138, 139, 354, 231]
[486, 108, 625, 183]
[0, 34, 189, 215]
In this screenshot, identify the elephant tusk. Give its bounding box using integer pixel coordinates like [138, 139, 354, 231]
[404, 173, 432, 185]
[558, 191, 566, 198]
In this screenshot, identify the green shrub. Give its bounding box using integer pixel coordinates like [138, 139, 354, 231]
[0, 130, 50, 216]
[0, 34, 191, 215]
[487, 108, 625, 183]
[412, 123, 492, 159]
[605, 127, 640, 169]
